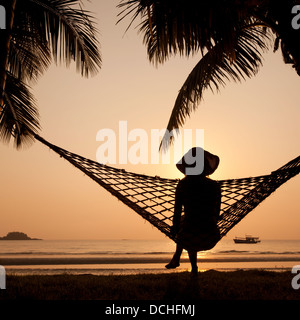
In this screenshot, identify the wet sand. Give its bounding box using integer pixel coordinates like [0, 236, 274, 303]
[2, 253, 299, 265]
[2, 254, 298, 276]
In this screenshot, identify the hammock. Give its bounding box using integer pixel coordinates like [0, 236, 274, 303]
[35, 135, 300, 241]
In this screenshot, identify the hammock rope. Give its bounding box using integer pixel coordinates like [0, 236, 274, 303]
[35, 135, 300, 241]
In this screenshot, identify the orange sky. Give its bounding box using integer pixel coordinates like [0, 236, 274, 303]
[0, 1, 299, 240]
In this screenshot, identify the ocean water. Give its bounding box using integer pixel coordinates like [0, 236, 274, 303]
[1, 239, 299, 275]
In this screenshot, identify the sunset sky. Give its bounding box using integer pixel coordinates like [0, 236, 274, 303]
[0, 0, 299, 240]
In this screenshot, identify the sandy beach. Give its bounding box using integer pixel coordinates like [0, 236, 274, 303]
[1, 239, 299, 275]
[1, 242, 299, 312]
[1, 270, 299, 301]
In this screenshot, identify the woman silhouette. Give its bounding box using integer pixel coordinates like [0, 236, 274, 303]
[165, 147, 221, 275]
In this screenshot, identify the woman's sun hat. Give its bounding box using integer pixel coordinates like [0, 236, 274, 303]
[176, 147, 220, 176]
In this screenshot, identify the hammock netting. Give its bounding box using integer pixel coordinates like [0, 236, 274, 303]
[35, 135, 300, 242]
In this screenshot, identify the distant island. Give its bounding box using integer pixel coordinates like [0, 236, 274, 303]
[0, 232, 42, 240]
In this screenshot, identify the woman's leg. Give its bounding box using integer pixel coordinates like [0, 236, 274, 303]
[188, 250, 198, 275]
[165, 244, 183, 269]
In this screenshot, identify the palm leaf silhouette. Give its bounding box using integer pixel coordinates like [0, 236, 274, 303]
[0, 0, 101, 147]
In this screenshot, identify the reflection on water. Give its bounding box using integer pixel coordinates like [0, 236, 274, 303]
[1, 239, 299, 275]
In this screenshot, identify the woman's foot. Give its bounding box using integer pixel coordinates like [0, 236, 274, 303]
[165, 260, 180, 269]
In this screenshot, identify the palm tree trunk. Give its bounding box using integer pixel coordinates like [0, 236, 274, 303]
[0, 0, 17, 110]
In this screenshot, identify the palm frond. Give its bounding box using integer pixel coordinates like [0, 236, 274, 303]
[0, 72, 40, 148]
[119, 0, 251, 64]
[160, 25, 270, 150]
[9, 27, 51, 82]
[15, 0, 102, 78]
[0, 0, 102, 149]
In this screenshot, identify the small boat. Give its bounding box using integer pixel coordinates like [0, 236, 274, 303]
[233, 235, 261, 244]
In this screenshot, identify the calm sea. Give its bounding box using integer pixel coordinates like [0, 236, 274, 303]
[1, 239, 299, 274]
